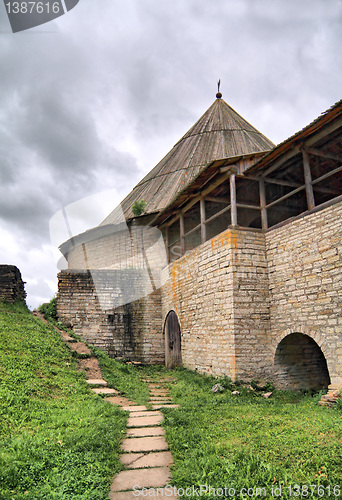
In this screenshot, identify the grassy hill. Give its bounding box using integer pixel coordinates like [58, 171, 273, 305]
[0, 301, 126, 500]
[1, 300, 342, 500]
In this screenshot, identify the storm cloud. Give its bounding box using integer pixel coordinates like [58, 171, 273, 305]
[0, 0, 341, 307]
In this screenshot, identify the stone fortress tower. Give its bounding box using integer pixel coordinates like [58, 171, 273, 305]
[57, 92, 342, 392]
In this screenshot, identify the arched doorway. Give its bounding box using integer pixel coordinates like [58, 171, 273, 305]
[164, 311, 182, 369]
[274, 333, 330, 391]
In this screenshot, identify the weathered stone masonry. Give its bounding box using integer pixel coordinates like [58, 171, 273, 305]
[161, 200, 342, 386]
[57, 200, 342, 389]
[57, 269, 163, 363]
[0, 265, 26, 303]
[162, 228, 272, 381]
[56, 96, 342, 390]
[265, 200, 342, 388]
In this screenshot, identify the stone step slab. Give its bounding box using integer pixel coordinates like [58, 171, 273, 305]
[121, 405, 148, 412]
[86, 379, 107, 386]
[67, 342, 92, 355]
[126, 426, 165, 437]
[127, 415, 163, 427]
[121, 451, 173, 469]
[91, 387, 119, 395]
[104, 397, 138, 406]
[149, 396, 172, 401]
[128, 410, 160, 417]
[121, 436, 169, 453]
[149, 400, 172, 405]
[110, 466, 171, 492]
[109, 487, 178, 499]
[152, 404, 180, 409]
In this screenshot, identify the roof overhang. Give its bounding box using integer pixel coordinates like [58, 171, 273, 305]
[246, 99, 342, 176]
[151, 151, 269, 227]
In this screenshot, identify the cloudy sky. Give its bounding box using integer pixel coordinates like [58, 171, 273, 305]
[0, 0, 341, 308]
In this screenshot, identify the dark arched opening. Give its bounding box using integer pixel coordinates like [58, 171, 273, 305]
[164, 310, 182, 369]
[274, 333, 330, 391]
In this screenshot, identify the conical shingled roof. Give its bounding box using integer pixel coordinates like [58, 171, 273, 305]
[101, 97, 275, 225]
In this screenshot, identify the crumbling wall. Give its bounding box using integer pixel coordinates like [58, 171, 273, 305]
[0, 265, 26, 303]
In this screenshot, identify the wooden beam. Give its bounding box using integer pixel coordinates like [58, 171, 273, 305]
[266, 193, 342, 233]
[266, 184, 305, 209]
[262, 146, 301, 177]
[205, 196, 229, 204]
[220, 164, 239, 173]
[259, 179, 268, 230]
[236, 203, 261, 210]
[200, 198, 206, 243]
[184, 223, 201, 239]
[245, 174, 301, 189]
[230, 173, 237, 226]
[304, 119, 342, 148]
[302, 150, 315, 210]
[244, 172, 339, 195]
[311, 164, 342, 186]
[305, 147, 342, 163]
[165, 227, 170, 263]
[204, 204, 231, 226]
[165, 170, 232, 228]
[180, 215, 185, 256]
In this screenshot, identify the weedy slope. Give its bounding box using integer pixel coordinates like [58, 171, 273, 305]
[0, 301, 126, 500]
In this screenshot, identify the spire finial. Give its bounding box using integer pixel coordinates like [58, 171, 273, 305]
[216, 79, 222, 99]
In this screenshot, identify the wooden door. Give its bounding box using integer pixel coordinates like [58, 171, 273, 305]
[164, 311, 182, 369]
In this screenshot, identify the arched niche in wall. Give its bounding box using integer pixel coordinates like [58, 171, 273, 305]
[274, 332, 330, 391]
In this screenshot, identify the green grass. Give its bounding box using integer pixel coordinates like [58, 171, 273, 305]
[0, 301, 126, 500]
[2, 302, 342, 499]
[159, 368, 342, 499]
[92, 347, 150, 406]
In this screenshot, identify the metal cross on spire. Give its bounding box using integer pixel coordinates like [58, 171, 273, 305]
[216, 79, 222, 99]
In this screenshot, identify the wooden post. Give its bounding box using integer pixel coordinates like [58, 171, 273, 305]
[180, 215, 185, 256]
[165, 227, 170, 263]
[200, 198, 206, 243]
[259, 179, 268, 230]
[302, 150, 315, 211]
[230, 173, 237, 226]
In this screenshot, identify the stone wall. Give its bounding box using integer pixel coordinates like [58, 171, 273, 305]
[58, 199, 342, 389]
[265, 200, 342, 388]
[230, 230, 272, 381]
[162, 200, 342, 387]
[57, 269, 163, 363]
[162, 228, 273, 380]
[0, 265, 26, 303]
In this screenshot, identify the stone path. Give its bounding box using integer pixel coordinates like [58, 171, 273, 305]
[108, 376, 179, 499]
[34, 313, 180, 498]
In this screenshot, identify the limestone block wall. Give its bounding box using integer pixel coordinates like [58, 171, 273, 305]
[162, 228, 273, 380]
[0, 265, 26, 303]
[57, 269, 163, 363]
[265, 201, 342, 388]
[230, 230, 272, 381]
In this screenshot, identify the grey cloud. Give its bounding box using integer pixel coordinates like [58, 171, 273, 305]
[0, 0, 341, 307]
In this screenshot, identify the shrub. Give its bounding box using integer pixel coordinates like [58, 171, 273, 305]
[38, 297, 57, 322]
[132, 199, 147, 217]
